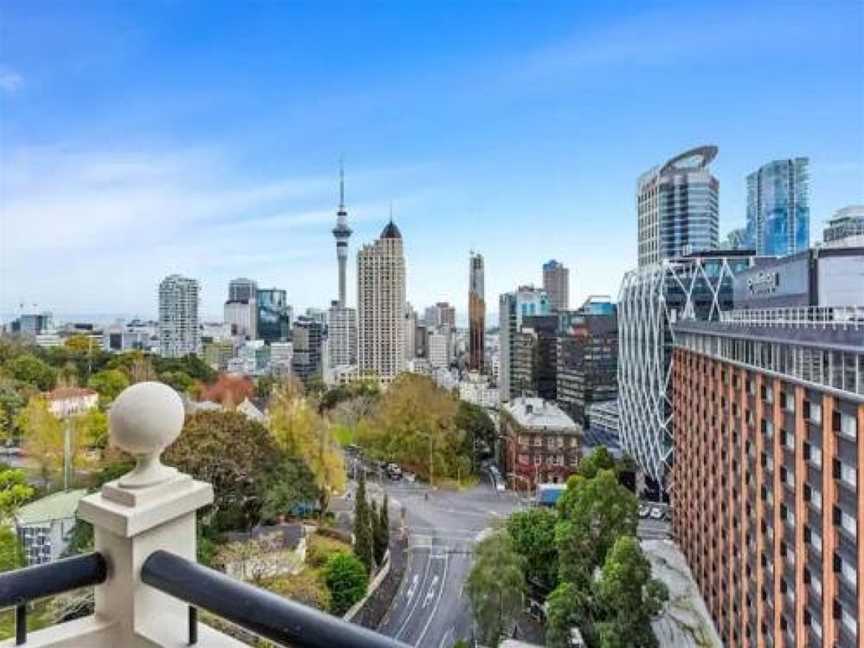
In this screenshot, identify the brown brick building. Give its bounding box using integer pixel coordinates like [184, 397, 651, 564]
[671, 310, 863, 647]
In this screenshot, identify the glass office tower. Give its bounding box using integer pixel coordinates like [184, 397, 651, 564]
[746, 158, 809, 257]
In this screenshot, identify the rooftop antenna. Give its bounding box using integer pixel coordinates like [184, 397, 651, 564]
[389, 201, 394, 223]
[339, 156, 345, 210]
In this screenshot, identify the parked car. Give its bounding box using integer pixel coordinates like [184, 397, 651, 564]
[386, 463, 402, 480]
[638, 505, 650, 518]
[649, 506, 664, 520]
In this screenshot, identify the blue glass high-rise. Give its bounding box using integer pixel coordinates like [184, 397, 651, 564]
[745, 158, 810, 257]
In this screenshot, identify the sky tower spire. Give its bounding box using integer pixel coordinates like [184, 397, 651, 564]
[332, 160, 352, 307]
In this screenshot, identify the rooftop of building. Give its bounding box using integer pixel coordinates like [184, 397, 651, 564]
[44, 387, 98, 401]
[15, 489, 88, 525]
[380, 220, 402, 239]
[503, 396, 579, 432]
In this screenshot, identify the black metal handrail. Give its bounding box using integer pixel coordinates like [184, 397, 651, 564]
[142, 550, 409, 648]
[0, 552, 108, 645]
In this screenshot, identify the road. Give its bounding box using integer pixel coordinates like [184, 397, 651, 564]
[337, 469, 522, 648]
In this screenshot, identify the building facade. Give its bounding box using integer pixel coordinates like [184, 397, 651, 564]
[672, 310, 863, 648]
[290, 316, 324, 384]
[542, 259, 570, 311]
[556, 303, 618, 425]
[357, 221, 406, 385]
[617, 251, 754, 486]
[327, 302, 357, 368]
[501, 397, 582, 489]
[469, 252, 486, 372]
[746, 158, 810, 257]
[224, 278, 258, 340]
[499, 286, 551, 402]
[256, 288, 291, 343]
[424, 302, 456, 329]
[158, 274, 200, 358]
[823, 205, 864, 248]
[637, 146, 720, 268]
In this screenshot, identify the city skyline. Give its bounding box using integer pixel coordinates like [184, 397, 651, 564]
[2, 2, 863, 319]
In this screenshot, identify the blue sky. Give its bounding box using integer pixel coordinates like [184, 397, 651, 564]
[1, 1, 862, 322]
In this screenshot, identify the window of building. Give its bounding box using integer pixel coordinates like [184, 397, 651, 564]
[841, 606, 857, 635]
[837, 412, 857, 440]
[809, 402, 822, 425]
[839, 508, 856, 538]
[838, 461, 857, 488]
[812, 573, 822, 596]
[534, 455, 542, 466]
[812, 530, 822, 552]
[519, 454, 529, 465]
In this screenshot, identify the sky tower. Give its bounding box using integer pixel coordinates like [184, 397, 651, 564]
[332, 161, 352, 307]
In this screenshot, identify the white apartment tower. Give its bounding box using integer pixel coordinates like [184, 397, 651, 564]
[158, 274, 200, 358]
[357, 220, 406, 385]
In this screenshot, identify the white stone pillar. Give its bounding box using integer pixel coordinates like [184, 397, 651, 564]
[77, 382, 213, 647]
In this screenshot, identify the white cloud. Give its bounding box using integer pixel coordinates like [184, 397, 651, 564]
[0, 67, 22, 93]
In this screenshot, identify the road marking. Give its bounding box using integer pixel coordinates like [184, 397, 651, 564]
[395, 550, 433, 640]
[417, 553, 449, 647]
[422, 575, 439, 608]
[437, 627, 454, 648]
[405, 574, 419, 601]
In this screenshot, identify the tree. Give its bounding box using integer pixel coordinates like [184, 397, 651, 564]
[577, 447, 616, 480]
[73, 408, 109, 450]
[506, 507, 558, 593]
[556, 469, 638, 585]
[545, 581, 596, 648]
[593, 536, 668, 648]
[88, 369, 129, 404]
[261, 458, 319, 522]
[64, 335, 93, 355]
[17, 397, 64, 486]
[158, 370, 194, 394]
[164, 410, 282, 532]
[323, 552, 368, 615]
[454, 401, 496, 462]
[466, 530, 525, 647]
[0, 466, 35, 519]
[9, 354, 57, 391]
[0, 383, 25, 443]
[352, 472, 374, 573]
[153, 354, 216, 383]
[0, 525, 23, 572]
[372, 493, 389, 566]
[268, 384, 346, 514]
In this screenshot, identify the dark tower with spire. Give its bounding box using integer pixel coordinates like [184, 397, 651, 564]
[332, 161, 352, 307]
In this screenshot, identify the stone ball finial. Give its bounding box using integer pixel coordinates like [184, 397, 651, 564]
[110, 381, 184, 489]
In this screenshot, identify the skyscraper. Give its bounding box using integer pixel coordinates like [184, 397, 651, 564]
[256, 288, 291, 343]
[291, 316, 324, 385]
[332, 162, 352, 308]
[424, 302, 456, 328]
[542, 259, 569, 311]
[637, 146, 720, 267]
[498, 286, 551, 402]
[357, 220, 406, 385]
[745, 157, 810, 256]
[158, 274, 200, 358]
[468, 252, 485, 372]
[224, 277, 257, 339]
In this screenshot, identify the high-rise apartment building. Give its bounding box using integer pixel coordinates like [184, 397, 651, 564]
[637, 146, 720, 267]
[671, 250, 864, 647]
[256, 288, 291, 343]
[424, 302, 456, 329]
[746, 157, 810, 256]
[618, 251, 753, 486]
[823, 205, 864, 248]
[499, 286, 551, 402]
[357, 221, 406, 385]
[542, 259, 569, 311]
[427, 329, 450, 369]
[158, 274, 200, 358]
[469, 252, 485, 372]
[328, 300, 357, 367]
[556, 298, 618, 425]
[224, 278, 258, 339]
[291, 316, 324, 384]
[403, 304, 418, 363]
[512, 315, 558, 401]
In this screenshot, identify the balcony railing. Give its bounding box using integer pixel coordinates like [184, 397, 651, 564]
[0, 382, 408, 648]
[720, 306, 864, 330]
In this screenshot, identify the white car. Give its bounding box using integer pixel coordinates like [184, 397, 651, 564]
[638, 505, 650, 518]
[649, 506, 664, 520]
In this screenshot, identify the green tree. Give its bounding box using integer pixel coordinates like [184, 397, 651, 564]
[323, 552, 368, 615]
[87, 369, 130, 404]
[64, 335, 94, 355]
[0, 382, 26, 443]
[506, 507, 558, 593]
[153, 354, 216, 383]
[164, 410, 282, 532]
[9, 354, 57, 391]
[16, 396, 64, 486]
[372, 493, 389, 566]
[577, 447, 616, 480]
[352, 472, 374, 573]
[0, 466, 35, 519]
[465, 530, 525, 647]
[0, 525, 23, 572]
[594, 536, 668, 648]
[545, 581, 597, 648]
[556, 469, 638, 585]
[454, 401, 496, 463]
[261, 457, 320, 521]
[158, 370, 194, 394]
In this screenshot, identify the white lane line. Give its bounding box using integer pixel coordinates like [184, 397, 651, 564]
[417, 553, 449, 647]
[422, 575, 439, 608]
[395, 550, 433, 640]
[380, 549, 415, 629]
[437, 627, 454, 648]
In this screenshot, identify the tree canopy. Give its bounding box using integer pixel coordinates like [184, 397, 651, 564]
[506, 507, 559, 593]
[323, 552, 368, 615]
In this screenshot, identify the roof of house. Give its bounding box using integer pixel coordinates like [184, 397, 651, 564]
[45, 387, 98, 401]
[223, 523, 305, 551]
[15, 489, 88, 526]
[504, 397, 579, 432]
